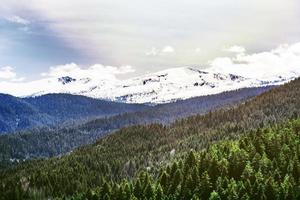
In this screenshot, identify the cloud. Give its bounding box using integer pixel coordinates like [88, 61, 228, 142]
[0, 66, 17, 79]
[5, 15, 30, 25]
[161, 46, 175, 54]
[0, 66, 26, 82]
[146, 46, 175, 56]
[209, 43, 300, 79]
[1, 0, 300, 70]
[224, 45, 246, 54]
[41, 63, 135, 80]
[146, 47, 159, 56]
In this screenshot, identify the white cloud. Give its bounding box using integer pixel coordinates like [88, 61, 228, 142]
[0, 66, 26, 82]
[146, 47, 159, 56]
[11, 77, 26, 82]
[209, 43, 300, 79]
[161, 46, 175, 54]
[0, 66, 16, 79]
[224, 45, 246, 54]
[146, 46, 175, 56]
[41, 63, 135, 80]
[5, 15, 30, 25]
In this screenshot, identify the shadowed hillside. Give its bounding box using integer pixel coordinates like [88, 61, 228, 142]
[0, 86, 271, 162]
[0, 93, 148, 134]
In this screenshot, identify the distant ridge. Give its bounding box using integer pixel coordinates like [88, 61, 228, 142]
[0, 93, 147, 134]
[1, 66, 298, 104]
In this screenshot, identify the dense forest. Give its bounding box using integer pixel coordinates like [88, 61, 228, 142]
[0, 78, 299, 199]
[0, 87, 270, 163]
[61, 119, 300, 200]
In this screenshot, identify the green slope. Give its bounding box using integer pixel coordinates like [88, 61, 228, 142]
[63, 119, 300, 200]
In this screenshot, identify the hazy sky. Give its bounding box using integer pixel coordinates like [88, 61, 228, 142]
[0, 0, 300, 80]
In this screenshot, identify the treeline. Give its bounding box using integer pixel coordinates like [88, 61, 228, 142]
[0, 79, 299, 199]
[0, 87, 268, 164]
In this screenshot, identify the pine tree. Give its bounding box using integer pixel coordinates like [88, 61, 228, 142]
[133, 179, 143, 199]
[226, 179, 239, 200]
[129, 194, 138, 200]
[170, 162, 178, 179]
[280, 175, 294, 200]
[144, 183, 154, 200]
[159, 171, 168, 192]
[200, 171, 212, 200]
[101, 181, 111, 198]
[123, 183, 132, 200]
[209, 191, 221, 200]
[156, 184, 164, 200]
[103, 193, 111, 200]
[265, 177, 279, 200]
[168, 170, 182, 195]
[185, 151, 197, 171]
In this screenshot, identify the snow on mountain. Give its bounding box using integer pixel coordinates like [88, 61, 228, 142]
[0, 66, 299, 104]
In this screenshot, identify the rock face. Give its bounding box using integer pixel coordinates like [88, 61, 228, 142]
[58, 76, 76, 85]
[1, 66, 299, 104]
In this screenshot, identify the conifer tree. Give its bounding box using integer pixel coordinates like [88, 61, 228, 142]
[200, 171, 212, 199]
[144, 183, 154, 200]
[159, 171, 169, 192]
[185, 151, 197, 171]
[101, 181, 111, 196]
[133, 179, 143, 199]
[156, 184, 163, 200]
[209, 191, 221, 200]
[168, 170, 182, 195]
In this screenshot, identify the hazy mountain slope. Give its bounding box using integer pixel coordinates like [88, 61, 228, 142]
[0, 86, 271, 162]
[0, 93, 148, 134]
[0, 78, 299, 198]
[0, 94, 54, 133]
[23, 93, 148, 120]
[2, 66, 298, 104]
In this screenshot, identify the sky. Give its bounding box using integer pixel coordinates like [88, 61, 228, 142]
[0, 0, 300, 81]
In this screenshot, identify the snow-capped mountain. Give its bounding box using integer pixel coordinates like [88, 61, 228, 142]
[1, 66, 299, 104]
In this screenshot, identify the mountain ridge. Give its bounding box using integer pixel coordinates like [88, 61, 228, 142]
[1, 66, 298, 104]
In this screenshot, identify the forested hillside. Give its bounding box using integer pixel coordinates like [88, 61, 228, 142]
[23, 94, 148, 122]
[0, 78, 299, 199]
[58, 119, 300, 199]
[18, 119, 300, 200]
[0, 87, 270, 163]
[0, 93, 147, 134]
[0, 94, 52, 133]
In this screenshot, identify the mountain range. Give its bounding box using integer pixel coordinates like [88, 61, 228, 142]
[1, 66, 299, 104]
